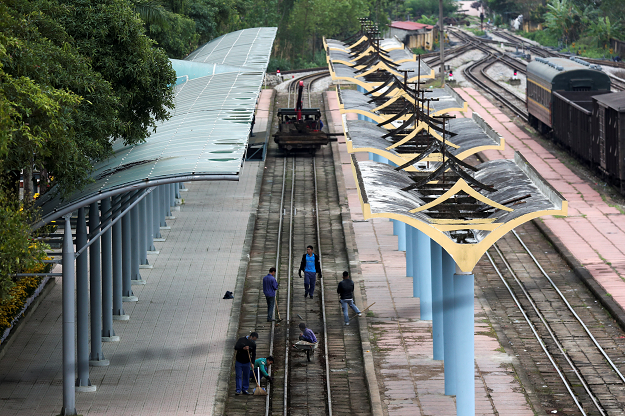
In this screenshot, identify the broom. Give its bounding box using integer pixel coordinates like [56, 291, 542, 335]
[247, 350, 267, 396]
[349, 302, 376, 321]
[275, 297, 283, 323]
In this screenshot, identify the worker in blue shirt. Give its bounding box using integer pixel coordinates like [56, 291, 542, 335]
[298, 322, 317, 343]
[262, 267, 278, 322]
[298, 245, 322, 299]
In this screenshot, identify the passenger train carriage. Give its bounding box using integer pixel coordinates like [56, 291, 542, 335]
[526, 56, 611, 132]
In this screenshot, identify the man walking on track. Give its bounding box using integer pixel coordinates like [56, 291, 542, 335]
[263, 267, 278, 322]
[337, 271, 361, 326]
[299, 245, 322, 299]
[233, 332, 258, 395]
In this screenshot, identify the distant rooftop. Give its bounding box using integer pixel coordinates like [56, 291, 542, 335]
[389, 21, 435, 31]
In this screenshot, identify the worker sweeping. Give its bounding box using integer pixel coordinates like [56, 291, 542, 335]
[250, 356, 274, 386]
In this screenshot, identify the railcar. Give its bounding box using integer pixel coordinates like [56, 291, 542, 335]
[592, 91, 625, 192]
[526, 57, 611, 133]
[273, 108, 329, 155]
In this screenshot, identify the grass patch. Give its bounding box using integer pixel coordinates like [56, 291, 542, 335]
[465, 28, 486, 37]
[519, 30, 559, 47]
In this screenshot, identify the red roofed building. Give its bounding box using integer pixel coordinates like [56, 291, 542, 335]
[387, 21, 438, 51]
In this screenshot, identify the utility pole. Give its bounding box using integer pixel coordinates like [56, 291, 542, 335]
[439, 0, 445, 87]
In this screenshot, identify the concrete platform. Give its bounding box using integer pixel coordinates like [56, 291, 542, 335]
[0, 90, 273, 416]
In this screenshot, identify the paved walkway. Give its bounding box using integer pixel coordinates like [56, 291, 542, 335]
[0, 90, 273, 416]
[325, 89, 537, 415]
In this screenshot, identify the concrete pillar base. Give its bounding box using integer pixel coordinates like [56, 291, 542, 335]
[139, 264, 153, 269]
[147, 250, 160, 254]
[159, 226, 171, 230]
[122, 296, 138, 302]
[89, 359, 110, 367]
[175, 199, 183, 205]
[113, 314, 130, 321]
[131, 279, 146, 285]
[153, 238, 166, 242]
[75, 385, 96, 393]
[102, 336, 120, 342]
[165, 215, 176, 220]
[179, 188, 188, 192]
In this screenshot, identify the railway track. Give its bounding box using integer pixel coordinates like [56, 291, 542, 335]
[479, 224, 625, 415]
[225, 75, 371, 416]
[463, 55, 528, 121]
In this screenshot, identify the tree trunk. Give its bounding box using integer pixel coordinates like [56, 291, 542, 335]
[23, 164, 33, 203]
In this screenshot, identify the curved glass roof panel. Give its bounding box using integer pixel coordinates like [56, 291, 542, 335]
[186, 27, 278, 70]
[35, 27, 277, 226]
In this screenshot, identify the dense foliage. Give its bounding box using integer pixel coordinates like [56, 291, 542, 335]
[0, 0, 175, 298]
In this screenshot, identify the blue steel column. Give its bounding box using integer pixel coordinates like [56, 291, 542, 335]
[89, 202, 108, 366]
[417, 230, 432, 319]
[75, 208, 95, 391]
[122, 197, 138, 301]
[442, 249, 456, 395]
[454, 266, 475, 416]
[175, 183, 181, 199]
[101, 198, 119, 339]
[405, 226, 413, 277]
[165, 184, 172, 217]
[392, 219, 399, 236]
[147, 188, 156, 251]
[61, 214, 77, 415]
[138, 198, 149, 266]
[397, 221, 406, 251]
[411, 227, 420, 298]
[130, 203, 144, 284]
[169, 183, 176, 214]
[159, 185, 168, 227]
[112, 196, 129, 319]
[153, 186, 163, 239]
[431, 240, 443, 360]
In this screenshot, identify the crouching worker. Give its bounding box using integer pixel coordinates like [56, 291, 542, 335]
[298, 322, 317, 343]
[251, 356, 274, 385]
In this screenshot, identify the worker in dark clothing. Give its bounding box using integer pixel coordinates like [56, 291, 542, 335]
[233, 332, 258, 395]
[298, 245, 322, 299]
[337, 271, 361, 326]
[298, 322, 318, 343]
[263, 267, 278, 322]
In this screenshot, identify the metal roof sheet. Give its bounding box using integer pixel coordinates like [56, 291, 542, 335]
[35, 27, 277, 226]
[185, 27, 278, 70]
[355, 154, 565, 241]
[339, 86, 465, 115]
[345, 113, 501, 160]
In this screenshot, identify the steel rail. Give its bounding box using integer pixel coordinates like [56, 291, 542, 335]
[283, 157, 295, 416]
[490, 244, 606, 415]
[512, 229, 625, 384]
[485, 249, 591, 415]
[313, 157, 333, 416]
[463, 56, 528, 121]
[265, 158, 289, 415]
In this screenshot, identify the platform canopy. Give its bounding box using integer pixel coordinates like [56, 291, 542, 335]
[34, 27, 277, 227]
[351, 153, 568, 271]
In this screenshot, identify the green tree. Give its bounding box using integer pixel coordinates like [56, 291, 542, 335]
[405, 0, 457, 21]
[588, 16, 622, 47]
[49, 0, 177, 146]
[148, 10, 199, 57]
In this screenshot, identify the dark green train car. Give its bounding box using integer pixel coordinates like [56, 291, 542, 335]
[526, 57, 611, 132]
